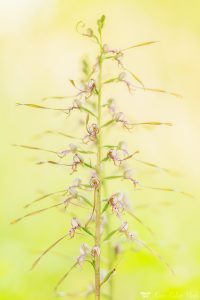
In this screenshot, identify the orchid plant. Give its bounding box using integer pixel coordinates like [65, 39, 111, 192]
[12, 15, 191, 300]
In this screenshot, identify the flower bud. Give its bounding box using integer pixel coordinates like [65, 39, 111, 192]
[87, 79, 95, 90]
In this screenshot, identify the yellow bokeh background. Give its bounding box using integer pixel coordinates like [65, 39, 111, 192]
[1, 1, 200, 299]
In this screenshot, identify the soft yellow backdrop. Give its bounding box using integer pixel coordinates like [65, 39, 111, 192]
[1, 1, 200, 299]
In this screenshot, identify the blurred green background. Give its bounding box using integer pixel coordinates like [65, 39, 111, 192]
[1, 0, 200, 299]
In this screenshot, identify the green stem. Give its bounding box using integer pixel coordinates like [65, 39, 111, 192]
[95, 36, 103, 300]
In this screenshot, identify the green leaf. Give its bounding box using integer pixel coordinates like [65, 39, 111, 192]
[122, 41, 159, 52]
[31, 234, 67, 270]
[81, 226, 94, 237]
[101, 119, 115, 128]
[12, 144, 57, 154]
[104, 176, 123, 180]
[78, 195, 93, 207]
[131, 122, 172, 126]
[102, 201, 109, 213]
[23, 189, 66, 208]
[143, 87, 182, 98]
[100, 268, 116, 286]
[69, 79, 76, 88]
[103, 229, 118, 242]
[103, 77, 118, 84]
[124, 67, 144, 88]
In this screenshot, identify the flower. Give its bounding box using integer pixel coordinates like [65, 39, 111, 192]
[91, 245, 100, 257]
[90, 172, 100, 189]
[119, 221, 129, 232]
[77, 243, 90, 265]
[83, 123, 99, 144]
[71, 154, 83, 172]
[108, 192, 125, 217]
[68, 217, 81, 238]
[57, 143, 78, 158]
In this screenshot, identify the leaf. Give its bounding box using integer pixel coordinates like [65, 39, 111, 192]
[81, 107, 97, 118]
[101, 120, 115, 128]
[24, 190, 67, 208]
[124, 67, 144, 88]
[31, 234, 67, 270]
[86, 113, 90, 126]
[102, 202, 109, 213]
[16, 103, 67, 111]
[133, 158, 173, 174]
[42, 95, 74, 101]
[54, 262, 77, 291]
[12, 144, 58, 155]
[103, 77, 118, 84]
[121, 41, 159, 52]
[78, 195, 93, 207]
[143, 87, 182, 98]
[104, 176, 123, 180]
[127, 211, 154, 236]
[135, 238, 175, 275]
[131, 122, 172, 126]
[103, 229, 118, 242]
[81, 226, 94, 237]
[33, 130, 79, 140]
[140, 185, 194, 198]
[100, 268, 116, 287]
[69, 79, 76, 88]
[10, 202, 64, 224]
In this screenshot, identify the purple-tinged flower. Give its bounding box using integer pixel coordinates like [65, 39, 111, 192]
[83, 123, 99, 144]
[91, 245, 100, 257]
[71, 154, 83, 173]
[123, 168, 139, 187]
[57, 143, 78, 158]
[90, 172, 100, 189]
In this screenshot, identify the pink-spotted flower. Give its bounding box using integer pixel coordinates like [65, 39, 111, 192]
[118, 72, 134, 94]
[90, 172, 100, 189]
[57, 143, 78, 158]
[123, 168, 139, 187]
[71, 154, 83, 173]
[108, 192, 125, 217]
[83, 123, 99, 144]
[91, 245, 100, 257]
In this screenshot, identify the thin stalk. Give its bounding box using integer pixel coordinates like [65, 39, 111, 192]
[103, 181, 114, 300]
[95, 36, 103, 300]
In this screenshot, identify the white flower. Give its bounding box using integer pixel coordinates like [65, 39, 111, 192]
[71, 217, 80, 229]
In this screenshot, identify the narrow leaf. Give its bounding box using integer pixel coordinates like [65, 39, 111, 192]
[24, 190, 66, 208]
[102, 202, 109, 213]
[100, 268, 116, 287]
[31, 234, 67, 270]
[81, 226, 94, 237]
[127, 211, 154, 236]
[121, 41, 159, 52]
[10, 202, 64, 224]
[12, 144, 57, 155]
[103, 229, 118, 242]
[54, 262, 77, 291]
